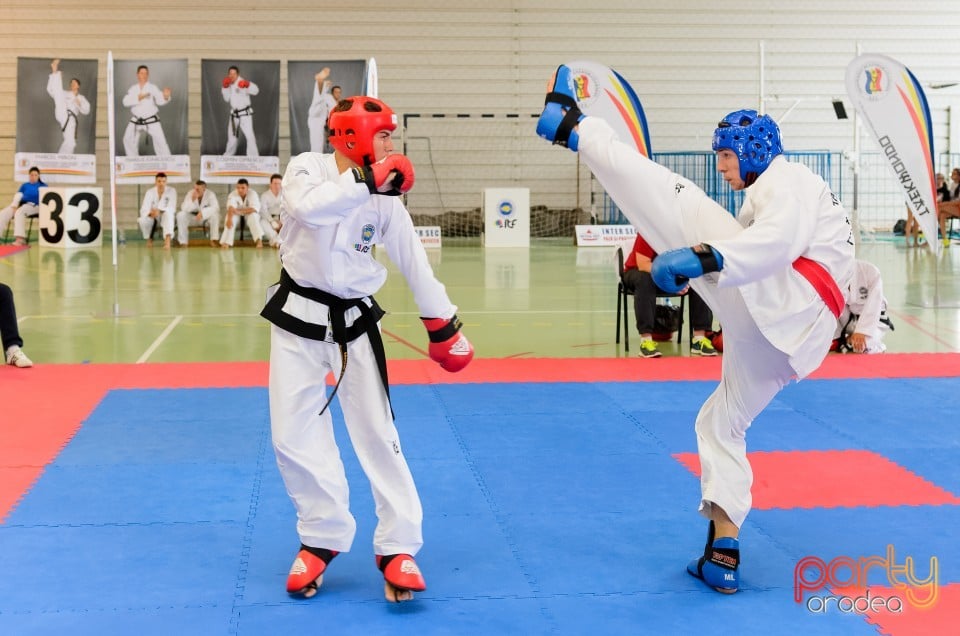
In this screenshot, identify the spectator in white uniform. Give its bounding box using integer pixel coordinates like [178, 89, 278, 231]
[137, 172, 177, 249]
[176, 180, 220, 247]
[258, 173, 283, 247]
[834, 259, 892, 354]
[220, 178, 263, 248]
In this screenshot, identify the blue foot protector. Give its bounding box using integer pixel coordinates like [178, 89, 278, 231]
[536, 64, 585, 151]
[686, 522, 739, 594]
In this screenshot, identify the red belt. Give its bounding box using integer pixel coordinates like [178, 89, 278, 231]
[792, 256, 843, 319]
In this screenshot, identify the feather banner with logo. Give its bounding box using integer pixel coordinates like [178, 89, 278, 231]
[845, 53, 939, 253]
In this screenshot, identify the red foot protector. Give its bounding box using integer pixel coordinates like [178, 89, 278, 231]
[287, 548, 338, 595]
[377, 554, 427, 591]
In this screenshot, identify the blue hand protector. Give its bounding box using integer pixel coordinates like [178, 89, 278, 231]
[651, 244, 724, 294]
[536, 65, 585, 151]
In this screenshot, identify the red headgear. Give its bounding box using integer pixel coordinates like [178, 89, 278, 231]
[327, 96, 398, 166]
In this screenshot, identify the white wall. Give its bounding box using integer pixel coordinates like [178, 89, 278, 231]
[2, 0, 960, 229]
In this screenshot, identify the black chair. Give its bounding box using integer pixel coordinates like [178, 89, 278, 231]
[152, 218, 209, 242]
[615, 245, 689, 353]
[238, 215, 248, 242]
[2, 215, 36, 244]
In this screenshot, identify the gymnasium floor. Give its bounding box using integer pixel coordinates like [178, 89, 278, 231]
[3, 237, 960, 365]
[1, 236, 959, 635]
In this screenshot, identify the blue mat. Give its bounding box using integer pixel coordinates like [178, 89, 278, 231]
[0, 380, 956, 635]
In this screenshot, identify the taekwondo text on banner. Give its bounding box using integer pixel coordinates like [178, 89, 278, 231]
[845, 53, 939, 254]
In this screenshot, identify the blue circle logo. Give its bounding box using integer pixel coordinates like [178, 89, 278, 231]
[499, 201, 514, 217]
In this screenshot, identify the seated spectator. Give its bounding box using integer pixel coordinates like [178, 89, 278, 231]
[903, 204, 922, 248]
[176, 179, 221, 247]
[833, 259, 892, 354]
[622, 232, 718, 358]
[937, 167, 960, 247]
[1, 283, 32, 367]
[259, 173, 282, 248]
[0, 166, 46, 246]
[937, 172, 951, 202]
[219, 178, 264, 248]
[137, 172, 177, 249]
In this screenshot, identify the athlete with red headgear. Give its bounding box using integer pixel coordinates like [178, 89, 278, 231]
[261, 95, 474, 602]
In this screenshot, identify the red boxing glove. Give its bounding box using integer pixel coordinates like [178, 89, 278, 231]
[222, 76, 233, 88]
[422, 315, 473, 372]
[238, 79, 250, 89]
[352, 155, 416, 196]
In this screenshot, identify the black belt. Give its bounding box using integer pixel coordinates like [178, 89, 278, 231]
[62, 111, 78, 138]
[261, 269, 392, 418]
[131, 115, 160, 126]
[231, 106, 253, 135]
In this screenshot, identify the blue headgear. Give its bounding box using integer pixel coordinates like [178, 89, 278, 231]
[711, 109, 783, 182]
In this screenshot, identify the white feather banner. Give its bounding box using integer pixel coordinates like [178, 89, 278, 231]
[845, 53, 939, 253]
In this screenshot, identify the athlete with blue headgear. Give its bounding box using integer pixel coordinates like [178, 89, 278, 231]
[537, 64, 855, 594]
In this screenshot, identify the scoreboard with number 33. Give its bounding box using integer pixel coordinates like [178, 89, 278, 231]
[38, 187, 104, 248]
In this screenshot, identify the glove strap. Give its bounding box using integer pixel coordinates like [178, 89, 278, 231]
[352, 164, 404, 196]
[544, 91, 583, 148]
[351, 166, 374, 193]
[694, 244, 722, 274]
[423, 315, 462, 343]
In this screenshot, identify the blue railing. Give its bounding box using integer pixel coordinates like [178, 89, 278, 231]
[596, 151, 840, 223]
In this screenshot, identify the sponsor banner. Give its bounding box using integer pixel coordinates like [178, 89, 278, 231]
[846, 53, 939, 253]
[200, 155, 280, 185]
[415, 225, 442, 248]
[575, 224, 637, 246]
[564, 60, 651, 157]
[114, 155, 191, 184]
[15, 152, 95, 184]
[482, 187, 530, 247]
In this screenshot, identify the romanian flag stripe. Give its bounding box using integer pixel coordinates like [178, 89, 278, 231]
[896, 70, 937, 200]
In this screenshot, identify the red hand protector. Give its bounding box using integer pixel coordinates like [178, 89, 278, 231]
[238, 79, 250, 89]
[222, 76, 233, 88]
[421, 315, 473, 372]
[352, 155, 416, 196]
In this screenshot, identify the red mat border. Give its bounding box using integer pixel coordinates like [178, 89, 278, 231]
[0, 244, 29, 258]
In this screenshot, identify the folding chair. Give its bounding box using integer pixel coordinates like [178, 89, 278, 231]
[3, 216, 36, 244]
[615, 245, 689, 353]
[153, 218, 210, 243]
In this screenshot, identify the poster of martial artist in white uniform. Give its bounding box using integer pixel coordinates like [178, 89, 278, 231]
[200, 59, 280, 184]
[15, 57, 97, 183]
[112, 58, 190, 184]
[287, 60, 366, 156]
